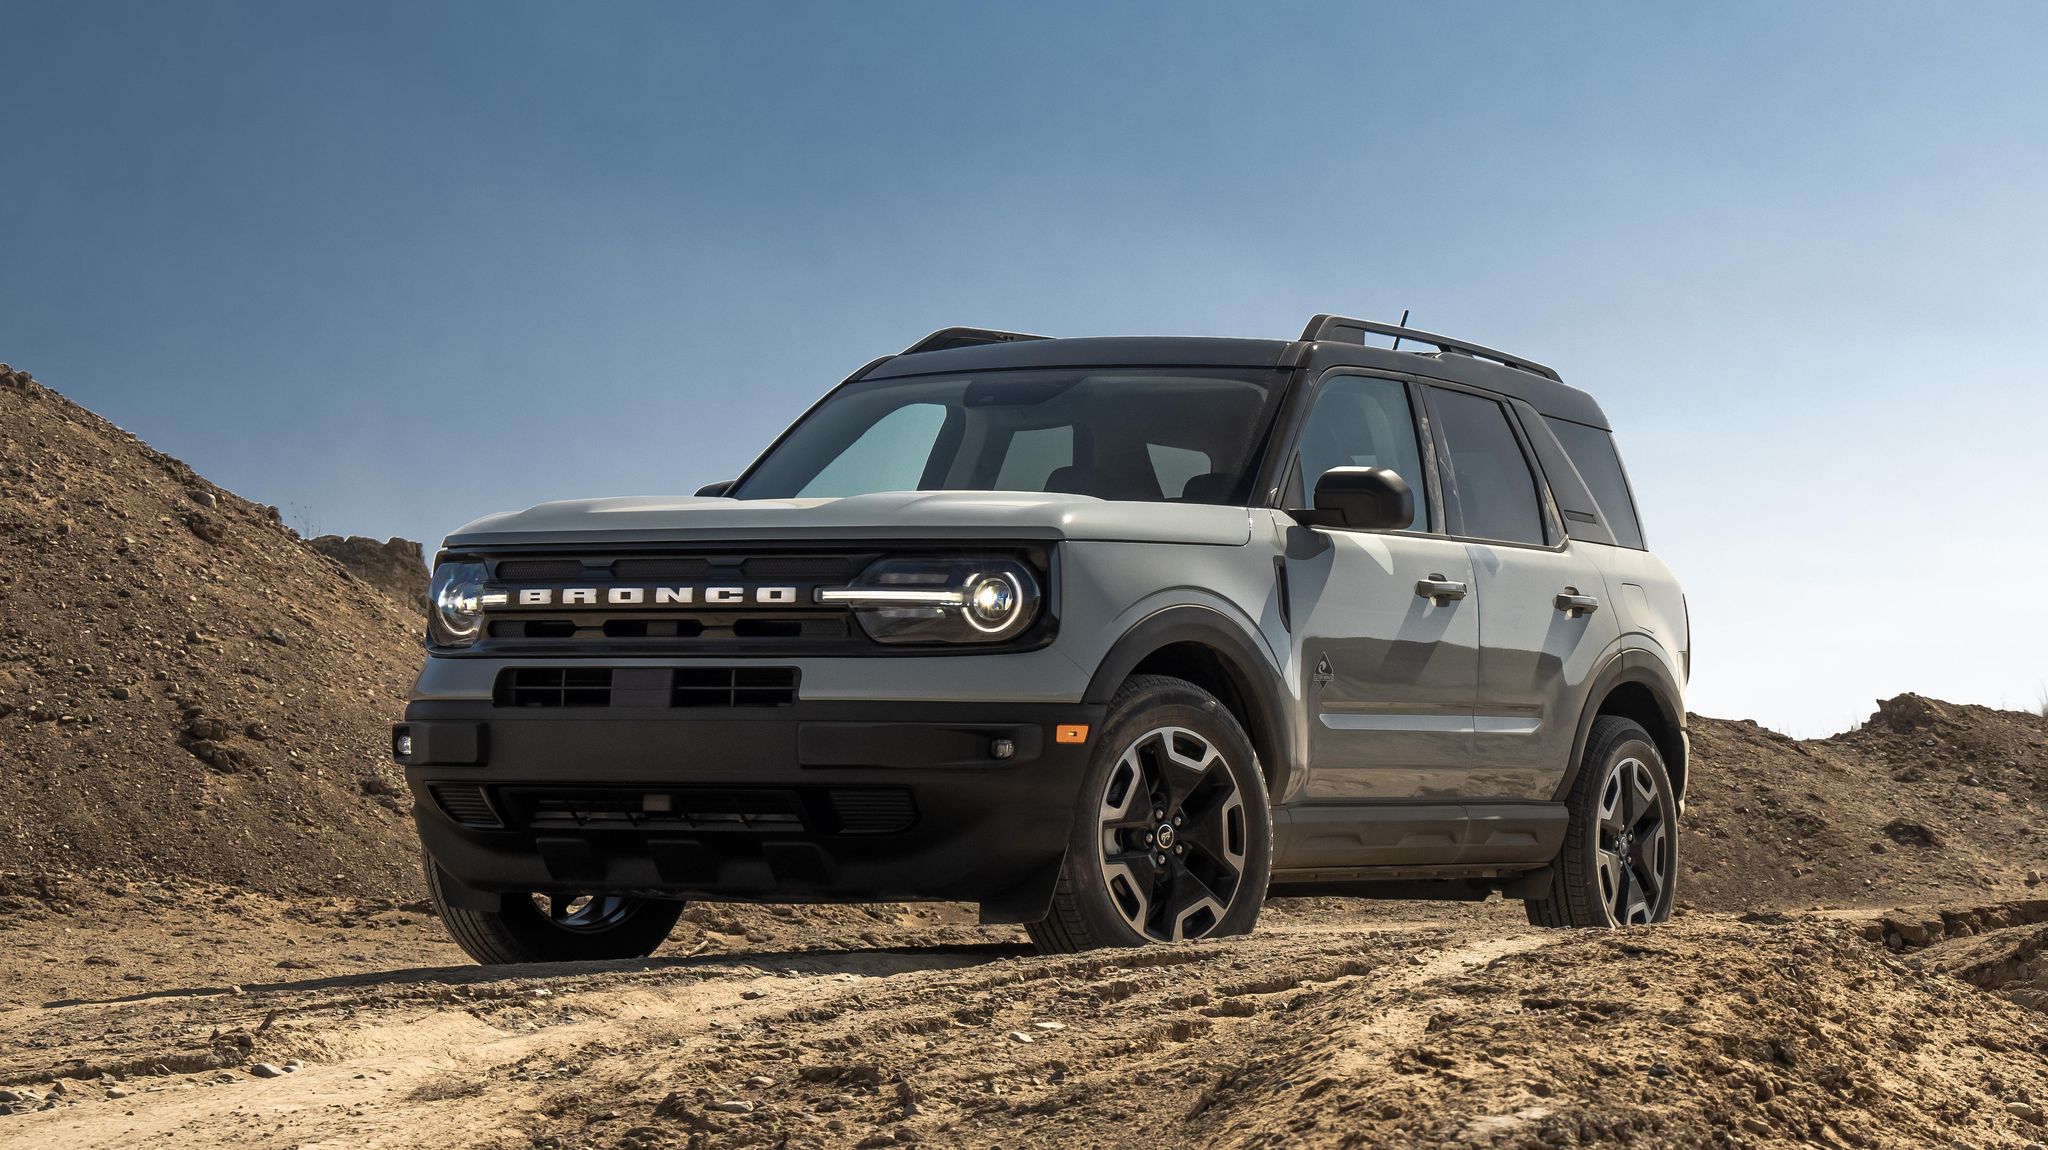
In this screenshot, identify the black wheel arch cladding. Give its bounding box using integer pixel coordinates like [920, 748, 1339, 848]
[1084, 605, 1293, 802]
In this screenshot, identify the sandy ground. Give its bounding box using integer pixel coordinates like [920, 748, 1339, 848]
[5, 892, 2047, 1150]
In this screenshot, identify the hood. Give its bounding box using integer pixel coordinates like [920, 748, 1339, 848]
[442, 490, 1253, 549]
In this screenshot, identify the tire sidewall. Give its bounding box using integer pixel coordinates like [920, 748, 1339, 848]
[1567, 727, 1678, 926]
[1062, 678, 1273, 945]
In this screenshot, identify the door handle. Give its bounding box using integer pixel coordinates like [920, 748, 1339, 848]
[1554, 590, 1601, 617]
[1415, 576, 1468, 603]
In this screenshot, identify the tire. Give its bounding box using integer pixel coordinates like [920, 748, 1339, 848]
[1523, 716, 1678, 928]
[1026, 674, 1273, 953]
[423, 853, 687, 965]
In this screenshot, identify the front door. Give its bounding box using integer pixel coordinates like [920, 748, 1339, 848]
[1283, 372, 1480, 800]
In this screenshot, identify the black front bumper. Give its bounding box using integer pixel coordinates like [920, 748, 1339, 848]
[395, 699, 1105, 924]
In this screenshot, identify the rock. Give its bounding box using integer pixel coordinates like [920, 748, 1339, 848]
[1881, 818, 1940, 849]
[189, 489, 218, 508]
[1031, 1020, 1065, 1031]
[744, 1075, 774, 1088]
[1008, 1031, 1035, 1043]
[710, 1099, 756, 1114]
[2011, 1102, 2045, 1126]
[283, 1060, 304, 1073]
[110, 686, 131, 701]
[180, 511, 226, 545]
[0, 1090, 21, 1103]
[249, 1063, 285, 1078]
[2028, 870, 2043, 886]
[264, 627, 289, 646]
[105, 1087, 129, 1099]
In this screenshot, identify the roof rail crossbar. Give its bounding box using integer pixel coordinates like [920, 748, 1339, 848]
[902, 327, 1050, 356]
[1298, 314, 1561, 382]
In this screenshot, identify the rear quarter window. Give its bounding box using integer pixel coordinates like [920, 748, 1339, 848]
[1545, 418, 1646, 549]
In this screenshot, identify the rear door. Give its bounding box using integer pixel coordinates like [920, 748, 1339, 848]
[1421, 385, 1619, 799]
[1283, 371, 1480, 800]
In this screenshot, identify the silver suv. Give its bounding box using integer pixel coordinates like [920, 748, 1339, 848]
[394, 315, 1689, 962]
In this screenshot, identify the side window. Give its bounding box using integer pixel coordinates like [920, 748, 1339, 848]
[1296, 375, 1428, 531]
[797, 403, 947, 496]
[1545, 417, 1645, 549]
[1427, 388, 1547, 545]
[993, 426, 1073, 491]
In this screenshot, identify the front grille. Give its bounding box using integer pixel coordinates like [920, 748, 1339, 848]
[430, 784, 503, 829]
[453, 546, 1048, 655]
[673, 667, 799, 707]
[501, 668, 613, 707]
[493, 667, 799, 708]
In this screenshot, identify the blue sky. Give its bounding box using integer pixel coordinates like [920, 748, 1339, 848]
[4, 2, 2045, 734]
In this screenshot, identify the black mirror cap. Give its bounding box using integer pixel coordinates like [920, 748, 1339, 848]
[695, 480, 736, 497]
[1306, 466, 1413, 531]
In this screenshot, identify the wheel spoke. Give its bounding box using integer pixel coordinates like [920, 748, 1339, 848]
[1597, 847, 1625, 918]
[1156, 861, 1227, 942]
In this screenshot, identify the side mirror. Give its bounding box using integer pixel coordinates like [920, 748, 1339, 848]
[695, 480, 735, 497]
[1302, 467, 1413, 531]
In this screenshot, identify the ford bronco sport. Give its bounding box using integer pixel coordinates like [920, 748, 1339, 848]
[395, 315, 1689, 963]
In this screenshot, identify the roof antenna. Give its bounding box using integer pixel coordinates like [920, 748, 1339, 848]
[1389, 308, 1410, 351]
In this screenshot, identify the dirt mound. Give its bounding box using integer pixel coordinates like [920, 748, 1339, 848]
[0, 365, 422, 900]
[1681, 695, 2046, 912]
[308, 535, 429, 613]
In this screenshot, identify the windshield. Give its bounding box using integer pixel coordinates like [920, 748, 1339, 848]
[733, 367, 1289, 504]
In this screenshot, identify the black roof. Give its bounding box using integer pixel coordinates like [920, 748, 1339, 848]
[862, 323, 1610, 429]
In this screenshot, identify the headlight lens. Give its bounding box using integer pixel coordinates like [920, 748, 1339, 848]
[821, 556, 1042, 644]
[428, 561, 489, 647]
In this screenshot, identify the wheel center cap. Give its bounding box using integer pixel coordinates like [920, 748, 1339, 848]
[1155, 823, 1176, 849]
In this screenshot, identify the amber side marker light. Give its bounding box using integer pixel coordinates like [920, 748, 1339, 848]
[1055, 724, 1090, 745]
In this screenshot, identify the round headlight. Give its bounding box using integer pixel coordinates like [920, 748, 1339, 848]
[964, 572, 1022, 633]
[428, 561, 489, 647]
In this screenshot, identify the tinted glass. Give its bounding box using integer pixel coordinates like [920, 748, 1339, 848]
[1546, 417, 1645, 549]
[1429, 388, 1546, 544]
[797, 403, 947, 496]
[737, 368, 1287, 504]
[1296, 374, 1427, 531]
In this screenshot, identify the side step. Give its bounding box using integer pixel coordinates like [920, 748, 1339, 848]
[1270, 801, 1567, 873]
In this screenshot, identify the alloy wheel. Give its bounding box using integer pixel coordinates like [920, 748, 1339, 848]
[1596, 756, 1670, 925]
[529, 893, 634, 933]
[1097, 725, 1248, 942]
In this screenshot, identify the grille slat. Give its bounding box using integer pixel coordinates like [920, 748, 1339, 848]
[826, 788, 919, 835]
[494, 667, 799, 708]
[505, 787, 814, 832]
[674, 666, 800, 708]
[494, 559, 589, 581]
[430, 784, 503, 829]
[501, 668, 614, 707]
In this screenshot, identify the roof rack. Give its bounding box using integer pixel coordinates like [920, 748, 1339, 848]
[1298, 314, 1561, 382]
[901, 327, 1050, 356]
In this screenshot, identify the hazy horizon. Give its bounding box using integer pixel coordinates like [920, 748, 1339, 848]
[5, 1, 2046, 735]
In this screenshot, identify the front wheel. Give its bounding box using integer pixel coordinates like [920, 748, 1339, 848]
[424, 854, 686, 964]
[1523, 716, 1678, 928]
[1026, 675, 1272, 953]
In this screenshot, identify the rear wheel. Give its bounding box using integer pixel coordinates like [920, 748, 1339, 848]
[1523, 716, 1677, 928]
[424, 854, 686, 964]
[1026, 675, 1272, 953]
